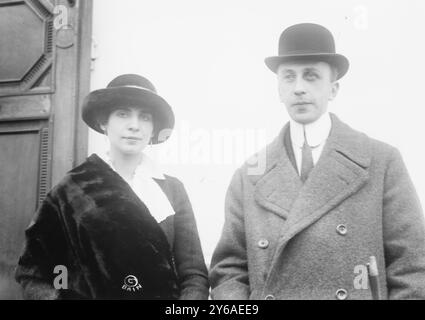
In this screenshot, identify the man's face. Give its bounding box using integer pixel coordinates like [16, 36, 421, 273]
[102, 106, 154, 156]
[277, 61, 339, 124]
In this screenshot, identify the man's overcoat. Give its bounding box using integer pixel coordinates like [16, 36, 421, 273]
[210, 114, 425, 300]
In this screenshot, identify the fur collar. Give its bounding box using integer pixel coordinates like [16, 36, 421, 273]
[50, 154, 179, 299]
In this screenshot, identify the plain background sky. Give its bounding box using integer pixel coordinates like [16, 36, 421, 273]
[89, 0, 425, 263]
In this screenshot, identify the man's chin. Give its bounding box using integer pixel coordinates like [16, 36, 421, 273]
[291, 113, 318, 125]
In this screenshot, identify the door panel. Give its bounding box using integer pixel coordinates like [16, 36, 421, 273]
[0, 127, 42, 299]
[0, 0, 92, 299]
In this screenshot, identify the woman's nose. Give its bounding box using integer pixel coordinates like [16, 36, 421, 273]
[127, 115, 140, 131]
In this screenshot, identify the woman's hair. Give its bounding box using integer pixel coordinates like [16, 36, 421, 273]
[96, 111, 110, 129]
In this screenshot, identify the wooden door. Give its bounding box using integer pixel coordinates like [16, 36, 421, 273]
[0, 0, 92, 299]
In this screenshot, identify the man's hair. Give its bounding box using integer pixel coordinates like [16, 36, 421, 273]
[330, 65, 339, 83]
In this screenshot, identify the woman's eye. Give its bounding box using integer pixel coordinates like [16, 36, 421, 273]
[117, 110, 128, 117]
[141, 114, 152, 121]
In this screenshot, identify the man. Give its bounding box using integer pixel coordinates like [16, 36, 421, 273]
[209, 23, 425, 300]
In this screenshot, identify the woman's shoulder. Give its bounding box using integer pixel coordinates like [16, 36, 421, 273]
[48, 154, 108, 196]
[162, 174, 183, 186]
[158, 174, 187, 197]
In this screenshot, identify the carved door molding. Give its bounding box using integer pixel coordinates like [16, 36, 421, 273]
[0, 0, 56, 97]
[0, 0, 93, 299]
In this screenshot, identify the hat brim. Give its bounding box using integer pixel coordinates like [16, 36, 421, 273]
[264, 53, 349, 80]
[82, 87, 175, 144]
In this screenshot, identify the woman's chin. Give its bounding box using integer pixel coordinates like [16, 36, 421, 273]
[118, 146, 146, 156]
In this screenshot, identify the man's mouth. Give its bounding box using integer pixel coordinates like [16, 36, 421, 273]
[293, 102, 312, 106]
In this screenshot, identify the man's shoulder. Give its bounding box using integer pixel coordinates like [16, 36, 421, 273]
[330, 114, 398, 161]
[236, 132, 285, 182]
[330, 118, 409, 181]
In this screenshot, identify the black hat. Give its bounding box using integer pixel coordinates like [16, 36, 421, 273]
[265, 23, 349, 80]
[82, 74, 175, 144]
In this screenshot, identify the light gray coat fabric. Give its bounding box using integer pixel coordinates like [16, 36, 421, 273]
[209, 114, 425, 300]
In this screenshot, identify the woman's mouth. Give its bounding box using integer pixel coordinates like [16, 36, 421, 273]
[123, 136, 143, 142]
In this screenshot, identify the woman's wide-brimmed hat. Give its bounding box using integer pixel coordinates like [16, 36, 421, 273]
[82, 74, 175, 144]
[265, 23, 349, 80]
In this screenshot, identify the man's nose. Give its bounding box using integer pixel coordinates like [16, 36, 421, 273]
[293, 78, 307, 96]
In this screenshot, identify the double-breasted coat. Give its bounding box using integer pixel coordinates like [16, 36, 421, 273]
[209, 114, 425, 300]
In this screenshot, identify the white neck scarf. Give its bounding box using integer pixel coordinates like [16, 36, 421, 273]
[96, 151, 175, 223]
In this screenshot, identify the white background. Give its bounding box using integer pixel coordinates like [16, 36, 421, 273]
[89, 0, 425, 264]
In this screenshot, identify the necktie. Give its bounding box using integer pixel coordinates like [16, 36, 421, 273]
[300, 132, 314, 182]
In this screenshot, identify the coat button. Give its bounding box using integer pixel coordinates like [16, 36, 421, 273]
[258, 239, 269, 249]
[265, 294, 275, 300]
[335, 289, 348, 300]
[336, 224, 347, 236]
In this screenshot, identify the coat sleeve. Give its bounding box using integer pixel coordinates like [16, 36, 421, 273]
[14, 193, 71, 300]
[172, 179, 210, 300]
[383, 147, 425, 299]
[209, 168, 250, 300]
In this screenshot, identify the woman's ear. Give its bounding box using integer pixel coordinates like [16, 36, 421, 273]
[99, 124, 107, 134]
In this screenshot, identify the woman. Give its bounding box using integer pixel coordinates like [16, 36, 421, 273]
[15, 74, 209, 299]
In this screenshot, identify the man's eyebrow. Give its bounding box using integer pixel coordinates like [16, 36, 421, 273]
[279, 68, 295, 74]
[303, 67, 320, 73]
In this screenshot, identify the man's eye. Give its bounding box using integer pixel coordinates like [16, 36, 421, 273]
[283, 74, 295, 81]
[305, 73, 319, 80]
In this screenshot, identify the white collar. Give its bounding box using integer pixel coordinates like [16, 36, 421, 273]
[97, 151, 166, 180]
[289, 112, 332, 148]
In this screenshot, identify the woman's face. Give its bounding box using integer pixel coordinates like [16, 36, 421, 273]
[102, 106, 154, 156]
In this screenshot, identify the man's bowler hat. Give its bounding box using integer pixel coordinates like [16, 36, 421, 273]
[265, 23, 349, 80]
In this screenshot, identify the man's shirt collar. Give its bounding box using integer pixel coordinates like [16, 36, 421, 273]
[289, 111, 332, 148]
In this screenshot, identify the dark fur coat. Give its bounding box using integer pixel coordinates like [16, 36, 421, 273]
[15, 154, 209, 299]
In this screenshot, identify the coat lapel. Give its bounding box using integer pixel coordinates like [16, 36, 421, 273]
[263, 114, 372, 287]
[285, 114, 371, 236]
[253, 124, 303, 220]
[253, 114, 371, 227]
[283, 141, 370, 241]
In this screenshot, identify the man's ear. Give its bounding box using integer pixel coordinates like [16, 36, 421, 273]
[277, 74, 284, 102]
[329, 82, 340, 101]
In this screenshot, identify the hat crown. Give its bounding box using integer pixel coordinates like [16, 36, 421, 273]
[278, 23, 336, 56]
[107, 74, 157, 93]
